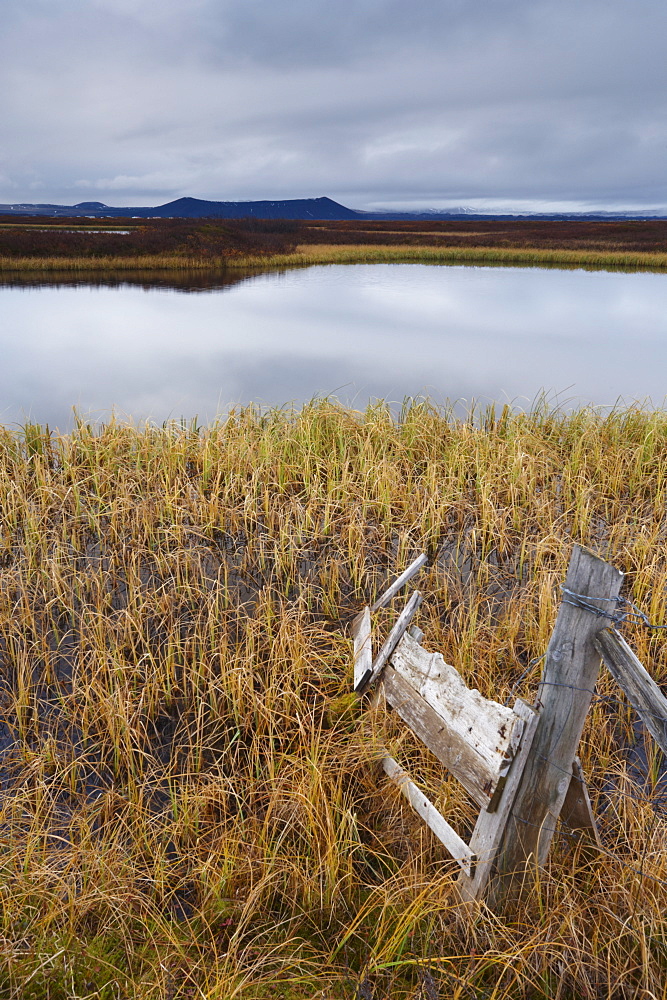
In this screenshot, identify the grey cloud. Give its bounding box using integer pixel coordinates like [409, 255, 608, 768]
[201, 0, 472, 69]
[0, 0, 666, 209]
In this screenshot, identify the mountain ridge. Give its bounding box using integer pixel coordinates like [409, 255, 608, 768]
[1, 194, 666, 221]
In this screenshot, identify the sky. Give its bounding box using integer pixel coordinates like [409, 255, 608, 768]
[1, 0, 666, 213]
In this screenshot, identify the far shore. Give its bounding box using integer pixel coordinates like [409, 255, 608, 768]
[3, 216, 667, 272]
[3, 242, 667, 272]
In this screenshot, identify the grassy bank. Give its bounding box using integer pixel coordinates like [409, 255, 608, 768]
[3, 216, 667, 273]
[0, 253, 226, 271]
[229, 242, 667, 270]
[1, 401, 667, 997]
[4, 242, 667, 273]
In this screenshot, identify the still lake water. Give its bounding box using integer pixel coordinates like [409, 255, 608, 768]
[2, 262, 667, 428]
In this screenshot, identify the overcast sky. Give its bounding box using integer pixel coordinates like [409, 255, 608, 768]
[1, 0, 666, 212]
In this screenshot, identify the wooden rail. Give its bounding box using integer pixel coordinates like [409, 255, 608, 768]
[382, 755, 475, 877]
[370, 553, 428, 613]
[595, 628, 667, 757]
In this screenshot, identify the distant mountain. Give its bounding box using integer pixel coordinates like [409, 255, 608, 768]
[0, 195, 363, 220]
[147, 196, 362, 219]
[0, 195, 665, 221]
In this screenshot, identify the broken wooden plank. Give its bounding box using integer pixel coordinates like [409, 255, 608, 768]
[382, 754, 475, 877]
[370, 553, 428, 613]
[380, 664, 491, 807]
[355, 590, 422, 694]
[500, 545, 624, 872]
[386, 631, 525, 802]
[459, 698, 539, 903]
[594, 627, 667, 758]
[352, 607, 372, 692]
[560, 757, 602, 847]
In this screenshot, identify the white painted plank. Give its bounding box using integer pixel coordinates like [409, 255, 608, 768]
[389, 632, 525, 795]
[459, 698, 539, 903]
[370, 553, 428, 613]
[381, 665, 493, 807]
[382, 755, 475, 877]
[352, 607, 372, 691]
[355, 590, 422, 693]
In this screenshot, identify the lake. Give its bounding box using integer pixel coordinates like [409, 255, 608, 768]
[2, 262, 667, 428]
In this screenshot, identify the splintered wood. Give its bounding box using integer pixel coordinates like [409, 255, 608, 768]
[458, 698, 539, 902]
[352, 602, 538, 899]
[371, 629, 535, 895]
[349, 562, 538, 900]
[382, 632, 525, 808]
[354, 592, 422, 694]
[366, 591, 422, 688]
[352, 607, 372, 691]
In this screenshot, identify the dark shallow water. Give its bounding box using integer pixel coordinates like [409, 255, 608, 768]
[2, 262, 667, 428]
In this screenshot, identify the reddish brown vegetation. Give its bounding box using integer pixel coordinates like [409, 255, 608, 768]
[4, 216, 667, 264]
[0, 216, 299, 259]
[301, 218, 667, 252]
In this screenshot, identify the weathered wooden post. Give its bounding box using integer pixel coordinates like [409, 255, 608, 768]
[498, 545, 623, 876]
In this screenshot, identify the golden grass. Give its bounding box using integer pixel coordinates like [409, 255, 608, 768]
[229, 243, 667, 270]
[4, 241, 667, 273]
[1, 400, 667, 997]
[0, 254, 221, 271]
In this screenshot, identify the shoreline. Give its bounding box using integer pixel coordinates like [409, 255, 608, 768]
[230, 243, 667, 270]
[2, 242, 667, 272]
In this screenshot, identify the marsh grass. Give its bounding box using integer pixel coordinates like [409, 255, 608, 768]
[0, 254, 222, 271]
[229, 243, 667, 271]
[1, 400, 667, 997]
[4, 243, 667, 274]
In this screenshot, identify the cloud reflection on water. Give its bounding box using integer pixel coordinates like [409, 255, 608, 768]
[1, 263, 666, 429]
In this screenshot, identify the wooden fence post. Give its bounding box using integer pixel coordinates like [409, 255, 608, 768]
[498, 545, 623, 875]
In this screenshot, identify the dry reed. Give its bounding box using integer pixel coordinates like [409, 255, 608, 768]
[229, 244, 667, 271]
[1, 400, 667, 998]
[4, 243, 667, 275]
[0, 255, 221, 272]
